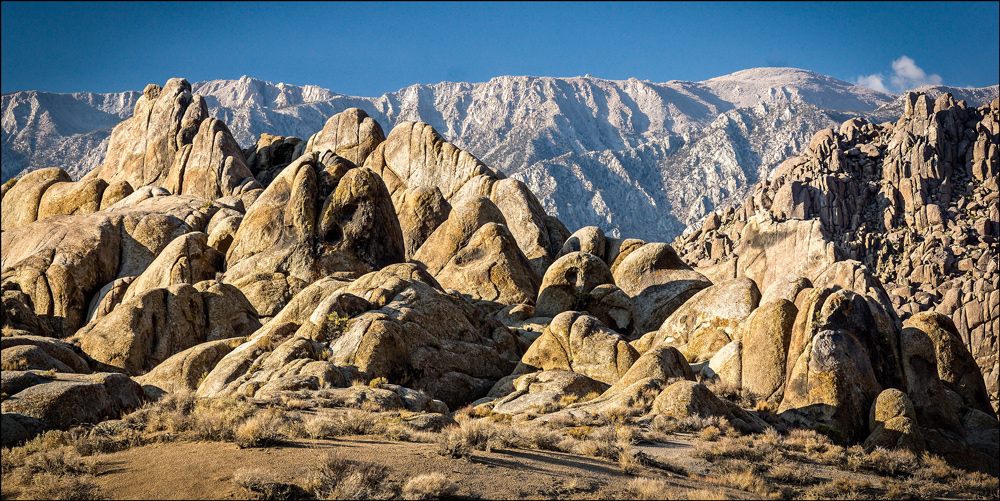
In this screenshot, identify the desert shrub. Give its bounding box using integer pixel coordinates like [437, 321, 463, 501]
[436, 430, 472, 459]
[337, 410, 388, 437]
[304, 453, 395, 500]
[368, 377, 388, 389]
[801, 477, 872, 500]
[912, 452, 955, 482]
[625, 478, 680, 500]
[7, 471, 101, 500]
[235, 409, 287, 448]
[232, 468, 304, 500]
[694, 434, 772, 463]
[845, 446, 919, 476]
[699, 425, 722, 442]
[565, 426, 594, 440]
[304, 416, 341, 440]
[766, 461, 814, 486]
[1, 436, 100, 501]
[402, 473, 459, 500]
[709, 460, 776, 497]
[948, 470, 1000, 500]
[512, 425, 564, 452]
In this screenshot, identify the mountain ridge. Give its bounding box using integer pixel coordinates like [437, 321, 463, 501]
[4, 68, 997, 240]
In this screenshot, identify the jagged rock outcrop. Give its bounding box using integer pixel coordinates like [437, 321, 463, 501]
[1, 335, 91, 373]
[535, 252, 621, 324]
[411, 196, 539, 304]
[85, 78, 260, 200]
[490, 370, 609, 415]
[433, 222, 540, 304]
[297, 108, 386, 166]
[0, 167, 72, 231]
[739, 299, 797, 400]
[634, 277, 761, 361]
[197, 265, 518, 409]
[675, 94, 1000, 410]
[244, 133, 302, 186]
[363, 120, 563, 276]
[135, 337, 246, 396]
[863, 388, 927, 453]
[223, 153, 404, 316]
[397, 186, 452, 259]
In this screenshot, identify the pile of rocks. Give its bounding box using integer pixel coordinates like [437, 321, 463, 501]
[1, 81, 995, 474]
[673, 93, 999, 411]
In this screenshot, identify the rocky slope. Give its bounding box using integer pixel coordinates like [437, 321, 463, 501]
[673, 92, 1000, 412]
[10, 69, 995, 241]
[2, 78, 997, 476]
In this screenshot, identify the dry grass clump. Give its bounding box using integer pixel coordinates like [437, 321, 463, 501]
[234, 408, 288, 448]
[767, 461, 815, 486]
[402, 473, 459, 500]
[232, 468, 304, 500]
[436, 415, 514, 457]
[304, 453, 396, 500]
[125, 391, 261, 443]
[1, 433, 100, 500]
[693, 433, 778, 463]
[801, 477, 873, 500]
[624, 478, 729, 500]
[845, 446, 920, 476]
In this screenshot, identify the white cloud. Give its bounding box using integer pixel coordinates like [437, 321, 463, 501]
[852, 56, 943, 94]
[890, 56, 943, 90]
[853, 73, 889, 93]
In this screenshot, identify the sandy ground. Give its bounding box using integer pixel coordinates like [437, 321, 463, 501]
[91, 436, 751, 500]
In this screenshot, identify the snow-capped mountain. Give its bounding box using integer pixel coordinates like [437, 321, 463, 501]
[4, 69, 997, 240]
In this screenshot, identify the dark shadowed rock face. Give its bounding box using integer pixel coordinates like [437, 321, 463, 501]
[223, 153, 404, 316]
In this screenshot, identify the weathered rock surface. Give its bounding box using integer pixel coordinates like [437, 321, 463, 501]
[535, 252, 615, 318]
[612, 243, 712, 334]
[396, 186, 451, 259]
[135, 337, 246, 396]
[779, 328, 883, 444]
[298, 108, 385, 166]
[85, 78, 259, 200]
[0, 167, 72, 231]
[224, 154, 404, 315]
[244, 133, 302, 186]
[491, 370, 609, 415]
[674, 94, 1000, 409]
[1, 371, 145, 432]
[518, 311, 639, 385]
[635, 277, 761, 362]
[1, 336, 91, 373]
[651, 380, 766, 432]
[2, 194, 217, 336]
[903, 312, 994, 417]
[863, 388, 926, 453]
[433, 222, 540, 304]
[558, 226, 607, 261]
[739, 299, 797, 400]
[364, 121, 561, 276]
[73, 281, 259, 375]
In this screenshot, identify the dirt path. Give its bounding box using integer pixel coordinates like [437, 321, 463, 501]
[91, 437, 748, 499]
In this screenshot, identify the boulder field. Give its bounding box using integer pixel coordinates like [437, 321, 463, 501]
[1, 81, 997, 474]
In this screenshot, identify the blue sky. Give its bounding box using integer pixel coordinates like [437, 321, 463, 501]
[2, 1, 998, 96]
